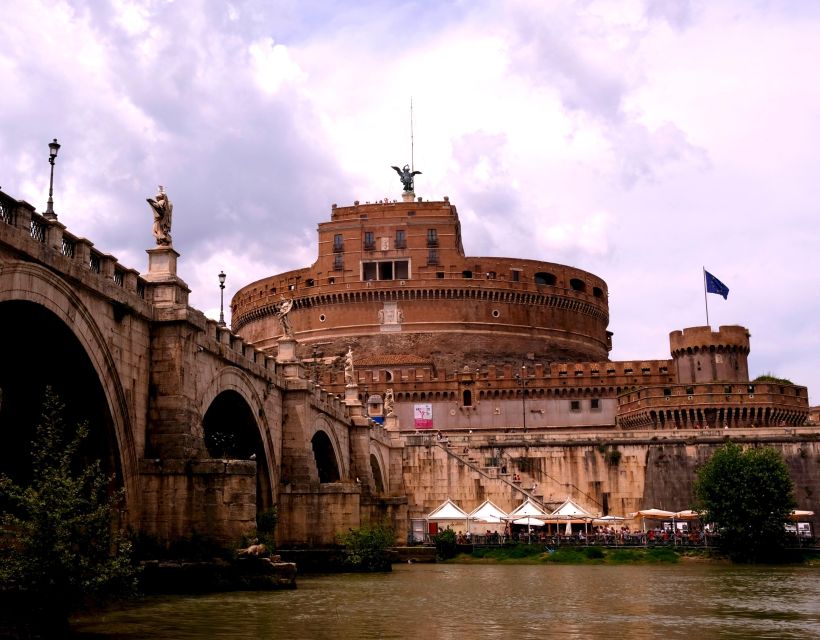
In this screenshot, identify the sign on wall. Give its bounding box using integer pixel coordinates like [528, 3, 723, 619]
[414, 403, 433, 429]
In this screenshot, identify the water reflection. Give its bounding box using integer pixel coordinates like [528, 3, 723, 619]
[73, 563, 820, 639]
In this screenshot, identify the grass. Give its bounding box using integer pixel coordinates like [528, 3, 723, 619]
[447, 544, 687, 565]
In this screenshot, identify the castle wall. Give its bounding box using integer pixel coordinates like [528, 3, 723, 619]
[398, 431, 820, 533]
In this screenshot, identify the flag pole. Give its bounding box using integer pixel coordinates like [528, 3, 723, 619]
[703, 266, 710, 327]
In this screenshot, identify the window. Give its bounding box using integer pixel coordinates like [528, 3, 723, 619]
[333, 234, 344, 252]
[511, 269, 521, 282]
[663, 388, 672, 396]
[428, 249, 439, 265]
[486, 271, 496, 279]
[462, 270, 473, 279]
[570, 278, 586, 292]
[590, 398, 600, 410]
[362, 260, 409, 281]
[462, 390, 473, 407]
[534, 272, 556, 286]
[364, 231, 375, 250]
[306, 279, 315, 287]
[593, 286, 604, 298]
[427, 229, 438, 247]
[436, 271, 444, 279]
[570, 400, 581, 412]
[333, 254, 344, 271]
[395, 229, 406, 249]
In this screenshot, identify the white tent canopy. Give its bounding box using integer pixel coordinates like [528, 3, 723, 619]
[426, 498, 469, 521]
[469, 500, 508, 524]
[549, 497, 595, 521]
[506, 498, 548, 519]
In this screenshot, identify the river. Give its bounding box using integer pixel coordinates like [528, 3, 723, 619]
[72, 562, 820, 639]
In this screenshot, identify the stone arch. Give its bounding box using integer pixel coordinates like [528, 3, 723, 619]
[199, 367, 276, 511]
[369, 445, 388, 494]
[0, 261, 138, 519]
[311, 428, 342, 483]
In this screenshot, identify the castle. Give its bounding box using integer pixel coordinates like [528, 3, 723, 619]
[232, 194, 808, 434]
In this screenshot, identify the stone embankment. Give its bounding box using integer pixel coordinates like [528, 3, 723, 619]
[141, 556, 297, 592]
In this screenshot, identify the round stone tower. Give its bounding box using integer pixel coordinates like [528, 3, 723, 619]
[669, 325, 750, 384]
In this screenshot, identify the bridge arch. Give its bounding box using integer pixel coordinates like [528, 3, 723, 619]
[199, 367, 276, 511]
[310, 419, 345, 483]
[0, 262, 138, 519]
[369, 444, 388, 494]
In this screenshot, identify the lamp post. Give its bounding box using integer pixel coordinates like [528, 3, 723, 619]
[514, 365, 528, 432]
[218, 271, 226, 326]
[44, 138, 61, 220]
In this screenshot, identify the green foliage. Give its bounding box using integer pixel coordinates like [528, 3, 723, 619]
[432, 527, 458, 560]
[694, 442, 796, 562]
[753, 373, 794, 385]
[0, 388, 139, 620]
[254, 506, 279, 549]
[338, 522, 394, 571]
[583, 546, 604, 559]
[604, 448, 622, 466]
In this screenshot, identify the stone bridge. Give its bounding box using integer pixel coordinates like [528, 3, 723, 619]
[0, 189, 406, 548]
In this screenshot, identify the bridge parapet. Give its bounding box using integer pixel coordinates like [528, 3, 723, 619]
[0, 189, 151, 307]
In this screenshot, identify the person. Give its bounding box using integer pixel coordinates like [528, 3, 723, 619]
[146, 185, 173, 245]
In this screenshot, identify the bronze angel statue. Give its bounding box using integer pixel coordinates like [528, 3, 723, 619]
[391, 164, 422, 192]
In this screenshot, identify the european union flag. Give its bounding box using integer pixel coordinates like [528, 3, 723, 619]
[705, 270, 729, 299]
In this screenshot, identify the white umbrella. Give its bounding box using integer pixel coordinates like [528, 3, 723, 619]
[513, 516, 545, 527]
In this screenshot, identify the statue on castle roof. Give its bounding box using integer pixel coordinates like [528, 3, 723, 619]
[146, 185, 173, 246]
[391, 164, 422, 192]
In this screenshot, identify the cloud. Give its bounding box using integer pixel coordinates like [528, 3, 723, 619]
[1, 0, 819, 404]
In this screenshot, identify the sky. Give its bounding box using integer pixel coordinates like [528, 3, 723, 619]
[2, 0, 818, 403]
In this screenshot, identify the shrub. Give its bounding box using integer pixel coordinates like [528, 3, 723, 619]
[338, 522, 394, 571]
[432, 528, 458, 560]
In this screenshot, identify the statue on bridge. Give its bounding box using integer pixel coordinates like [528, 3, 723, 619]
[384, 388, 395, 416]
[274, 296, 294, 338]
[391, 164, 422, 192]
[344, 347, 355, 385]
[146, 185, 173, 246]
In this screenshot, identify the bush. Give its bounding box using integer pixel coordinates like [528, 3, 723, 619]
[338, 522, 394, 571]
[584, 546, 604, 559]
[433, 528, 458, 560]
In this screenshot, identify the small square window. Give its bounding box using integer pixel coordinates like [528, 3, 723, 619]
[590, 398, 600, 410]
[570, 400, 581, 412]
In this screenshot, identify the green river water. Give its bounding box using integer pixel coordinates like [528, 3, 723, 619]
[71, 562, 820, 639]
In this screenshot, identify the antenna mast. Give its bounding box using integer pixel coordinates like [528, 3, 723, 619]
[410, 97, 415, 172]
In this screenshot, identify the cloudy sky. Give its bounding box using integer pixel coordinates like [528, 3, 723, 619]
[2, 0, 818, 403]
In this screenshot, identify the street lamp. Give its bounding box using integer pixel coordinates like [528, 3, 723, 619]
[44, 138, 61, 220]
[515, 365, 529, 432]
[218, 271, 226, 326]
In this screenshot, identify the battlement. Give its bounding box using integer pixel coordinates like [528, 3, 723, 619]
[669, 325, 750, 355]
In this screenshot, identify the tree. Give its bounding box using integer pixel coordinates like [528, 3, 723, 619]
[0, 388, 139, 632]
[694, 442, 796, 562]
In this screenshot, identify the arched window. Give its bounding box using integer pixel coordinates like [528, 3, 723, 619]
[534, 272, 557, 286]
[570, 278, 586, 292]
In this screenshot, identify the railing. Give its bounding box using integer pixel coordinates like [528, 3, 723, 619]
[30, 219, 46, 243]
[0, 194, 15, 226]
[61, 236, 75, 258]
[114, 269, 124, 287]
[89, 252, 101, 274]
